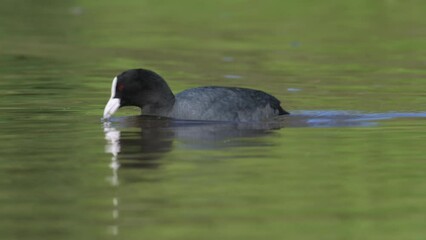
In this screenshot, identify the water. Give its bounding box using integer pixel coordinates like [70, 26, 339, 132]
[1, 0, 426, 239]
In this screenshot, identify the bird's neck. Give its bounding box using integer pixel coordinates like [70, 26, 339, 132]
[141, 94, 176, 117]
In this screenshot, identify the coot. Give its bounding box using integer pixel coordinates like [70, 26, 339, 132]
[103, 69, 289, 122]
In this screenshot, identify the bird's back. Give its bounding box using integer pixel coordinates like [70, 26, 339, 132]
[170, 87, 287, 122]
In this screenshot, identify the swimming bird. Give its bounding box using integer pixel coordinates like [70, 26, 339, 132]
[103, 69, 289, 122]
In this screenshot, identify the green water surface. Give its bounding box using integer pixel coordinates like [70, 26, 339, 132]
[0, 0, 425, 239]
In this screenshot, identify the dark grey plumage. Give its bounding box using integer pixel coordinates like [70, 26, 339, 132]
[170, 87, 287, 121]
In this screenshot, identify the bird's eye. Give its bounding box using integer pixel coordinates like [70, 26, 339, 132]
[118, 84, 125, 92]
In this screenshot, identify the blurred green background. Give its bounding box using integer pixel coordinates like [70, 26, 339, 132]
[0, 0, 425, 239]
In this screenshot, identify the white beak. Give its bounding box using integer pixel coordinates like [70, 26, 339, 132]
[103, 98, 121, 118]
[103, 77, 120, 119]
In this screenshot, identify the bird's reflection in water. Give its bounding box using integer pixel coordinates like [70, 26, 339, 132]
[103, 115, 285, 169]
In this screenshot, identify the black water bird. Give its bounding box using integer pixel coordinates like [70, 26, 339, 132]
[103, 69, 289, 122]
